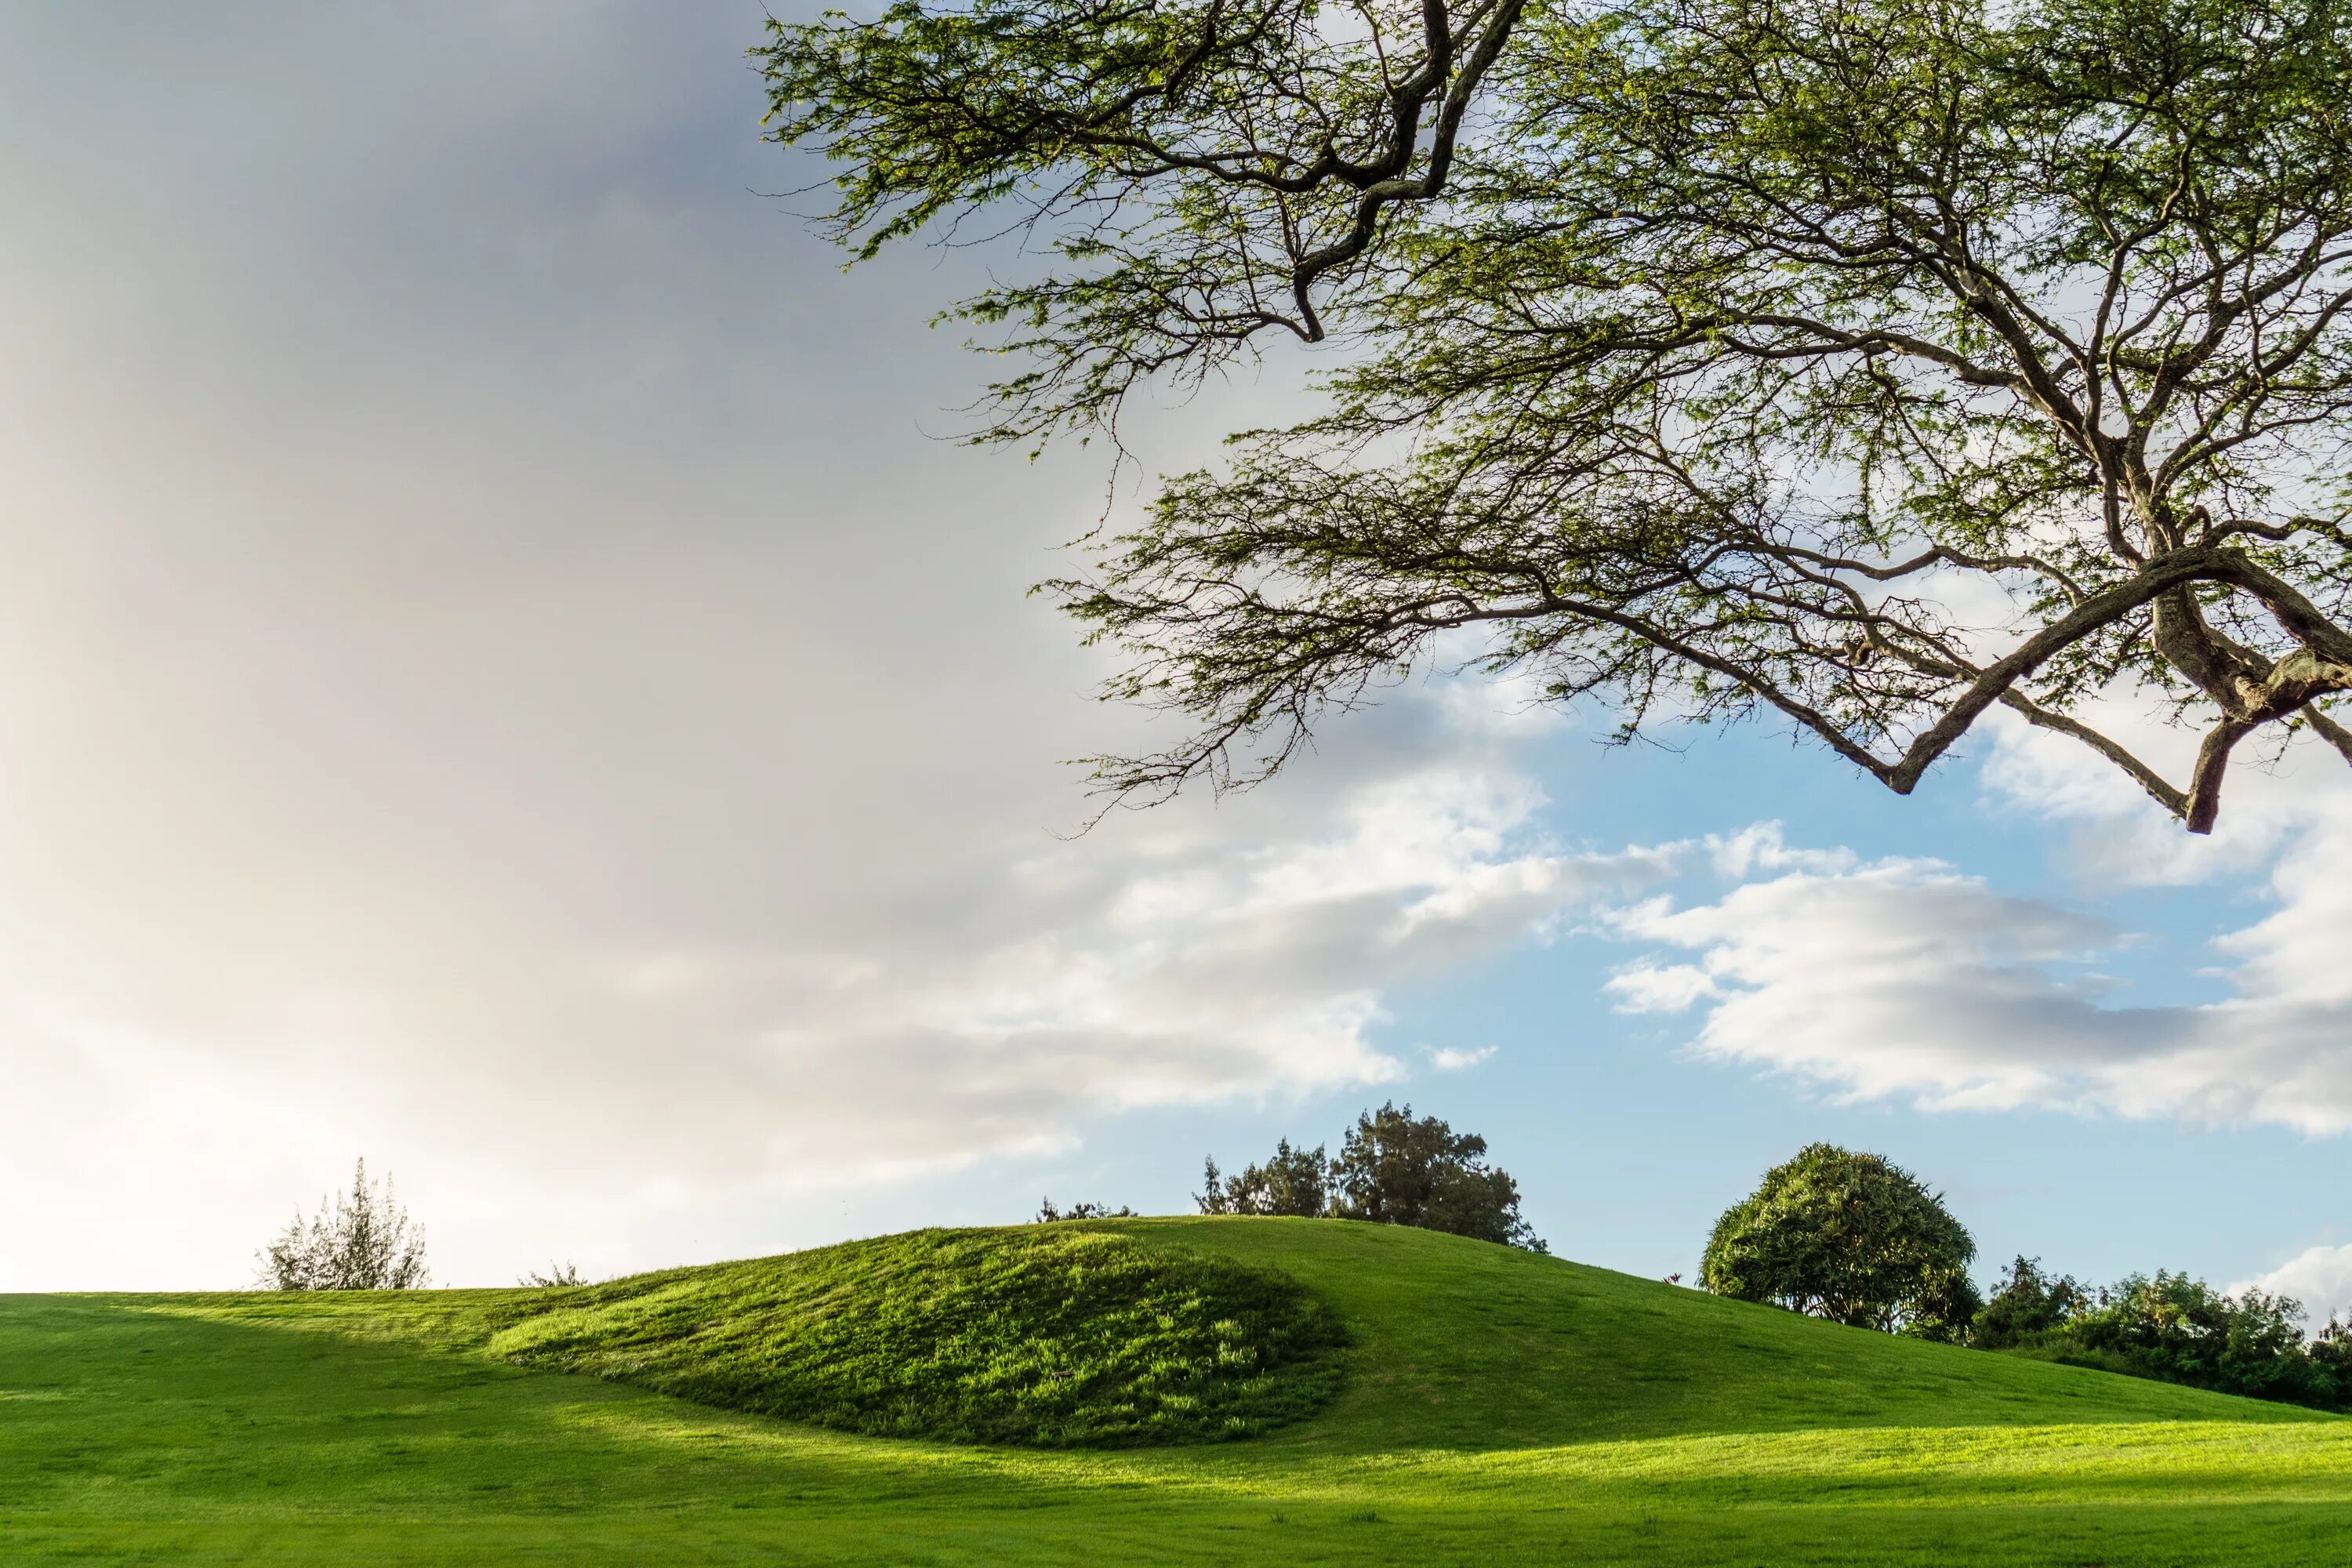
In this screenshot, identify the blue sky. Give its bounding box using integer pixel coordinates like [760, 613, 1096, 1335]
[4, 2, 2350, 1317]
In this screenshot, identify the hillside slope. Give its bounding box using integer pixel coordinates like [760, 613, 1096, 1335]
[5, 1218, 2349, 1566]
[1098, 1217, 2306, 1449]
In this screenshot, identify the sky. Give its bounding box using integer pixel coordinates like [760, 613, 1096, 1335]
[5, 2, 2351, 1315]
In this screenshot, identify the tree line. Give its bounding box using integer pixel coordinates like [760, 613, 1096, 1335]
[1704, 1143, 2352, 1410]
[1039, 1103, 1545, 1252]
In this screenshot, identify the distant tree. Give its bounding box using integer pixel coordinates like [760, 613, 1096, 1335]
[2309, 1315, 2352, 1389]
[1036, 1198, 1136, 1222]
[1973, 1255, 2092, 1348]
[1702, 1145, 1975, 1338]
[1196, 1140, 1330, 1218]
[2064, 1272, 2336, 1405]
[1328, 1104, 1544, 1253]
[520, 1262, 588, 1287]
[256, 1159, 429, 1291]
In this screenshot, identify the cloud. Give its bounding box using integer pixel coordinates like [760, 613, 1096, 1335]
[2237, 1245, 2352, 1326]
[1428, 1044, 1499, 1073]
[1606, 803, 2352, 1132]
[649, 758, 1661, 1180]
[0, 717, 1668, 1285]
[0, 4, 1697, 1287]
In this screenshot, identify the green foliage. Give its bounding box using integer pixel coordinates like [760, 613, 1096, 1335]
[255, 1159, 428, 1292]
[15, 1218, 2345, 1566]
[1982, 1266, 2352, 1411]
[1973, 1256, 2094, 1350]
[483, 1227, 1346, 1447]
[1199, 1107, 1544, 1250]
[1702, 1144, 1976, 1338]
[764, 0, 2352, 835]
[1036, 1198, 1137, 1221]
[1197, 1140, 1330, 1218]
[2064, 1273, 2331, 1406]
[1329, 1104, 1544, 1252]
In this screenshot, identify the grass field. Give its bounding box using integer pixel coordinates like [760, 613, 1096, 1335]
[5, 1216, 2350, 1564]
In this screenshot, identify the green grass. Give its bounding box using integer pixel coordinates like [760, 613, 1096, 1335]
[5, 1216, 2350, 1565]
[485, 1226, 1347, 1444]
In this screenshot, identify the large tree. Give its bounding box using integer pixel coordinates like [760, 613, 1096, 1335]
[761, 0, 2352, 831]
[1701, 1143, 1977, 1338]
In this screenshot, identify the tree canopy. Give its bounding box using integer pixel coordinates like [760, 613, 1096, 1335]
[1198, 1138, 1332, 1218]
[1701, 1143, 1976, 1338]
[761, 0, 2352, 832]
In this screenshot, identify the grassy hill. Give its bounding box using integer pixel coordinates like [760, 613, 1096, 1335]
[5, 1217, 2350, 1565]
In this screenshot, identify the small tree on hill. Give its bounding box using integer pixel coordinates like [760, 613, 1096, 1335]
[256, 1159, 429, 1291]
[1973, 1255, 2092, 1348]
[1197, 1139, 1330, 1218]
[1330, 1104, 1544, 1252]
[1702, 1144, 1976, 1339]
[1036, 1197, 1137, 1221]
[1200, 1107, 1544, 1250]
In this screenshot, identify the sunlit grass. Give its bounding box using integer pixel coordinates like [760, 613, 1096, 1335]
[6, 1218, 2350, 1564]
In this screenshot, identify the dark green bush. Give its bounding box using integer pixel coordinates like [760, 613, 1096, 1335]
[1702, 1144, 1976, 1339]
[2051, 1273, 2341, 1409]
[1973, 1262, 2350, 1412]
[1973, 1257, 2091, 1349]
[485, 1227, 1348, 1446]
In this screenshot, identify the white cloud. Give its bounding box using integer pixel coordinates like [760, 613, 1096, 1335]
[2237, 1245, 2352, 1326]
[0, 731, 1669, 1286]
[1606, 797, 2352, 1131]
[1428, 1044, 1499, 1073]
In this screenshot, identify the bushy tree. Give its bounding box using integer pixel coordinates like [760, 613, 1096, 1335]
[1197, 1139, 1330, 1218]
[764, 0, 2352, 837]
[1973, 1255, 2092, 1348]
[2309, 1315, 2352, 1387]
[1702, 1145, 1976, 1338]
[1329, 1104, 1544, 1251]
[256, 1159, 429, 1291]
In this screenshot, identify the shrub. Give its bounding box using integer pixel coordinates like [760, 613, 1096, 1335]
[1036, 1198, 1137, 1221]
[520, 1262, 589, 1287]
[256, 1159, 428, 1291]
[1973, 1256, 2092, 1349]
[2059, 1273, 2342, 1408]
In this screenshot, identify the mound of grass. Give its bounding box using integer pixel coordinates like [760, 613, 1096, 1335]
[481, 1226, 1347, 1446]
[13, 1219, 2352, 1564]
